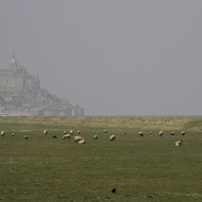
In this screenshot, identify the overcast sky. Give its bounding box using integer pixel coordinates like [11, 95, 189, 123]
[0, 0, 202, 116]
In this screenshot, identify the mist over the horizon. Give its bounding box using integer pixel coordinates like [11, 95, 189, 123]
[1, 0, 202, 116]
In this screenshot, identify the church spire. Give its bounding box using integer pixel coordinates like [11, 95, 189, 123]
[10, 52, 17, 67]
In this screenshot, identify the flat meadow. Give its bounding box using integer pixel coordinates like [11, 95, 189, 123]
[0, 116, 202, 202]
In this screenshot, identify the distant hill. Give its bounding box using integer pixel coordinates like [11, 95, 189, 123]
[0, 54, 84, 116]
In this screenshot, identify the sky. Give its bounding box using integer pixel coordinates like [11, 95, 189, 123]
[0, 0, 202, 116]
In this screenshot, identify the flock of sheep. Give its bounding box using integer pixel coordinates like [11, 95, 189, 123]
[138, 130, 185, 146]
[47, 129, 185, 146]
[44, 129, 117, 144]
[0, 129, 185, 147]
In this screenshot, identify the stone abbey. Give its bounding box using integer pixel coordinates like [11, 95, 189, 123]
[0, 55, 84, 116]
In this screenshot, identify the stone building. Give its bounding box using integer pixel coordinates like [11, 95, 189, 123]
[0, 55, 84, 116]
[0, 54, 40, 92]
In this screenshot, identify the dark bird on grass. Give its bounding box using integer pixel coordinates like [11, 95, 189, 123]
[111, 188, 116, 193]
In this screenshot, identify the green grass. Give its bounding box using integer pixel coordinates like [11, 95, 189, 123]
[0, 116, 202, 201]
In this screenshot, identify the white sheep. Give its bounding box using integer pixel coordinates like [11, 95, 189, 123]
[103, 130, 108, 133]
[77, 131, 81, 134]
[24, 135, 28, 139]
[175, 140, 183, 147]
[170, 131, 175, 136]
[43, 130, 48, 135]
[78, 139, 85, 144]
[138, 131, 143, 137]
[62, 134, 71, 140]
[74, 136, 84, 143]
[181, 131, 185, 136]
[69, 130, 74, 135]
[158, 131, 163, 136]
[1, 131, 5, 136]
[94, 135, 98, 139]
[12, 132, 15, 136]
[110, 135, 116, 141]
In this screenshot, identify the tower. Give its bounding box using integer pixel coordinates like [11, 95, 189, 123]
[10, 53, 17, 67]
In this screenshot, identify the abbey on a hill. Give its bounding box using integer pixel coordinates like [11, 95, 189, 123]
[0, 55, 84, 116]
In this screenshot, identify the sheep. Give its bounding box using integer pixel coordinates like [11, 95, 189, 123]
[12, 132, 15, 136]
[175, 140, 183, 147]
[52, 135, 57, 139]
[138, 131, 143, 137]
[103, 130, 108, 133]
[74, 136, 84, 143]
[1, 131, 5, 136]
[110, 135, 116, 141]
[158, 131, 163, 136]
[181, 131, 185, 136]
[62, 134, 71, 140]
[63, 131, 67, 134]
[149, 131, 152, 134]
[24, 135, 28, 139]
[170, 131, 175, 136]
[94, 135, 98, 139]
[78, 139, 85, 144]
[69, 130, 74, 135]
[43, 130, 48, 135]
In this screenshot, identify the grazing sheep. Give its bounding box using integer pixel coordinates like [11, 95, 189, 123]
[63, 131, 67, 134]
[1, 131, 5, 136]
[110, 135, 116, 141]
[77, 130, 81, 134]
[62, 134, 71, 140]
[139, 131, 143, 137]
[69, 130, 74, 135]
[149, 131, 152, 134]
[122, 132, 126, 134]
[158, 131, 163, 136]
[175, 140, 183, 147]
[78, 139, 85, 144]
[181, 131, 185, 136]
[103, 130, 108, 133]
[74, 136, 84, 143]
[12, 132, 15, 136]
[52, 135, 57, 139]
[43, 130, 48, 135]
[94, 135, 98, 139]
[24, 135, 28, 139]
[170, 131, 175, 136]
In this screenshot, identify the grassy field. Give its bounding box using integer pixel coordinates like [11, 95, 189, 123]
[0, 116, 202, 202]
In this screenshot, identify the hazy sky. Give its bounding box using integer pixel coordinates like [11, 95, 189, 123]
[0, 0, 202, 116]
